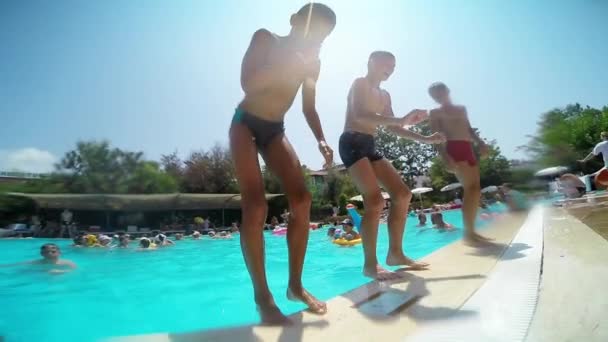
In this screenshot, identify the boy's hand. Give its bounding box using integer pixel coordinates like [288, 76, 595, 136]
[403, 109, 429, 126]
[318, 141, 334, 169]
[424, 132, 446, 144]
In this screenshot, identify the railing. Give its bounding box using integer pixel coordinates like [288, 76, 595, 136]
[0, 171, 46, 179]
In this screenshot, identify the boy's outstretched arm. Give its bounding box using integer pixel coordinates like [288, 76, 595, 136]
[384, 94, 444, 144]
[429, 110, 452, 162]
[302, 63, 333, 168]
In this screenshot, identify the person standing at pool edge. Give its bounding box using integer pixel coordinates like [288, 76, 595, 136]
[428, 82, 492, 244]
[229, 3, 335, 324]
[339, 51, 445, 280]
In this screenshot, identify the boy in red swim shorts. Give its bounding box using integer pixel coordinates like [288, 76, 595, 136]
[428, 82, 492, 245]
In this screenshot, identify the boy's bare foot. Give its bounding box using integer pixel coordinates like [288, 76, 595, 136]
[463, 233, 492, 246]
[287, 287, 327, 315]
[386, 253, 430, 270]
[257, 302, 292, 326]
[363, 264, 403, 280]
[473, 232, 493, 241]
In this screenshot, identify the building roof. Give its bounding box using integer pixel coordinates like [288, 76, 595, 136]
[6, 193, 283, 211]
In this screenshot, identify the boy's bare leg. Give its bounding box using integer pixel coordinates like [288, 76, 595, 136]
[348, 159, 401, 280]
[372, 159, 429, 269]
[263, 134, 326, 315]
[453, 162, 492, 244]
[230, 124, 290, 325]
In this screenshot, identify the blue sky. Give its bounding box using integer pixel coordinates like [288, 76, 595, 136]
[1, 0, 607, 173]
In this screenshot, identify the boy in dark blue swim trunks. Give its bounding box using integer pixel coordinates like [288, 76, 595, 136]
[229, 3, 335, 325]
[339, 51, 445, 280]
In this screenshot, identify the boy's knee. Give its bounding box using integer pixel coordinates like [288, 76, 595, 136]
[392, 186, 412, 205]
[364, 192, 385, 215]
[289, 189, 312, 213]
[242, 198, 268, 219]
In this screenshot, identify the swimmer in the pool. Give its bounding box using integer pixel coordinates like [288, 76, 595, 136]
[416, 212, 427, 227]
[138, 237, 156, 250]
[228, 2, 336, 324]
[118, 235, 130, 248]
[430, 205, 454, 231]
[338, 219, 360, 240]
[1, 243, 77, 273]
[339, 51, 444, 280]
[428, 82, 492, 244]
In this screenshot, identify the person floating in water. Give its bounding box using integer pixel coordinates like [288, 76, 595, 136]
[118, 235, 130, 248]
[339, 51, 444, 280]
[338, 219, 360, 240]
[228, 2, 336, 324]
[1, 243, 77, 274]
[428, 82, 492, 245]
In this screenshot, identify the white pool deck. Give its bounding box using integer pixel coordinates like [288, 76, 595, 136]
[113, 206, 608, 342]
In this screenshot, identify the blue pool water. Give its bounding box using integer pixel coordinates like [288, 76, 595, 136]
[0, 205, 505, 342]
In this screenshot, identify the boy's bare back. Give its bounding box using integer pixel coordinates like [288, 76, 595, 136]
[430, 105, 473, 141]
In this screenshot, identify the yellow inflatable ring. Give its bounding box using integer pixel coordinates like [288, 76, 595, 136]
[333, 238, 362, 246]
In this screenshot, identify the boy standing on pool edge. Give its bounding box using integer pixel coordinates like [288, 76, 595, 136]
[428, 82, 492, 245]
[229, 3, 335, 325]
[339, 51, 445, 280]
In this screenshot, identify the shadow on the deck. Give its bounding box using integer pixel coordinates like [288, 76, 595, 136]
[465, 241, 530, 261]
[165, 311, 328, 342]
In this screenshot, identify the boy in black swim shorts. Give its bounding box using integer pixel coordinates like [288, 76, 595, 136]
[339, 51, 444, 280]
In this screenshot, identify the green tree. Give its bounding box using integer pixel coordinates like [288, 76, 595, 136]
[57, 141, 177, 193]
[160, 151, 184, 185]
[374, 124, 437, 183]
[522, 104, 608, 173]
[183, 144, 238, 193]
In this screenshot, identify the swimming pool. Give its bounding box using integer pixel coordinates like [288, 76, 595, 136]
[0, 205, 505, 342]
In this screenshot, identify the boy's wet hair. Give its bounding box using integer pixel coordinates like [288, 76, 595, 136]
[140, 239, 151, 248]
[428, 82, 448, 95]
[41, 243, 59, 251]
[296, 2, 336, 28]
[369, 51, 395, 62]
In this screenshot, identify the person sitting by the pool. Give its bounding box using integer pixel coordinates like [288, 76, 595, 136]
[191, 231, 201, 239]
[416, 212, 428, 227]
[138, 237, 156, 250]
[174, 233, 184, 240]
[154, 233, 174, 246]
[1, 243, 77, 273]
[338, 219, 360, 241]
[499, 183, 529, 211]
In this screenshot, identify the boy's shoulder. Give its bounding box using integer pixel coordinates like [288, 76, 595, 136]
[251, 28, 279, 45]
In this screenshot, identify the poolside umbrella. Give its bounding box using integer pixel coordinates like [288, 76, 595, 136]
[481, 185, 499, 193]
[350, 192, 390, 202]
[411, 187, 433, 207]
[535, 166, 568, 177]
[441, 183, 462, 192]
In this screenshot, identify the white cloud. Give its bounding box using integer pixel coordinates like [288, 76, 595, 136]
[0, 148, 57, 173]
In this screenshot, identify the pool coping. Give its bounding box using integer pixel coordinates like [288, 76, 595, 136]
[112, 211, 529, 342]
